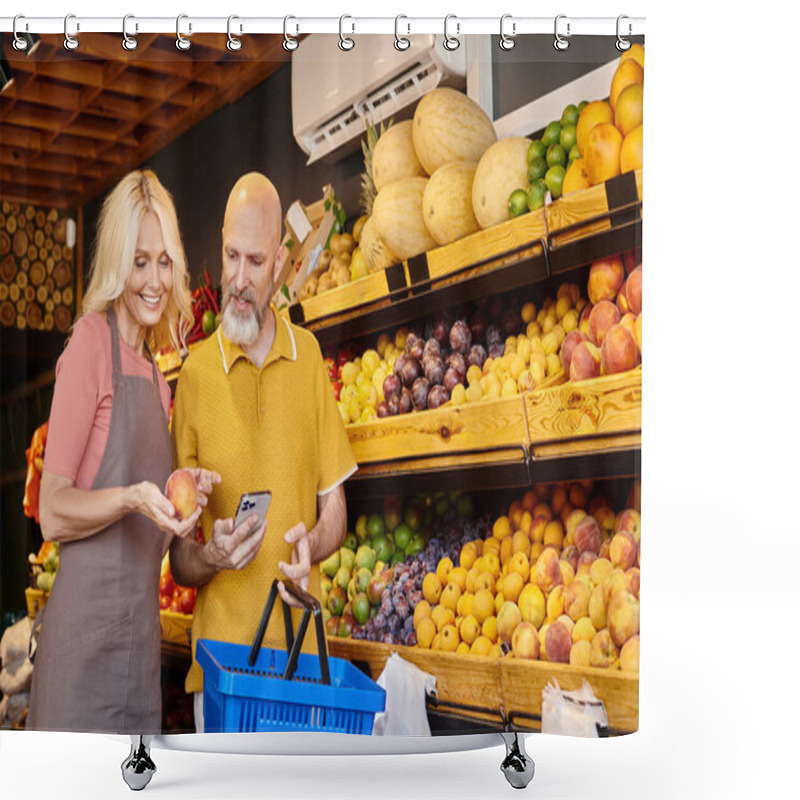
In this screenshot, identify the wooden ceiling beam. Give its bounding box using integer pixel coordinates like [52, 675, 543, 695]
[4, 104, 74, 134]
[81, 90, 142, 123]
[8, 58, 106, 89]
[0, 125, 44, 152]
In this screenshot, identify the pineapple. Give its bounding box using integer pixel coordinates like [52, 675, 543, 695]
[360, 117, 392, 217]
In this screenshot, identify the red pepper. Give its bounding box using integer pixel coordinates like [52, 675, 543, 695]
[203, 284, 219, 315]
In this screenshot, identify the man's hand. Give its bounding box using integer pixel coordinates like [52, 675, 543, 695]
[277, 522, 311, 609]
[186, 468, 222, 510]
[203, 512, 267, 573]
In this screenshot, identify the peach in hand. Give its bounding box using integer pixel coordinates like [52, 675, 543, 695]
[165, 469, 198, 521]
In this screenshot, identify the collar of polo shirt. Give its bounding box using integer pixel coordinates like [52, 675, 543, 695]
[216, 304, 298, 374]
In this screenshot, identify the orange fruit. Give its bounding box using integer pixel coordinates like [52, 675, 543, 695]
[529, 542, 544, 562]
[459, 542, 477, 570]
[473, 589, 495, 624]
[502, 572, 525, 604]
[413, 599, 432, 629]
[507, 551, 530, 583]
[447, 566, 467, 593]
[499, 536, 514, 566]
[489, 643, 504, 659]
[422, 572, 442, 605]
[440, 582, 462, 613]
[483, 552, 501, 579]
[431, 633, 442, 651]
[610, 60, 644, 111]
[543, 520, 565, 550]
[431, 604, 455, 632]
[584, 123, 623, 185]
[456, 641, 471, 656]
[475, 571, 496, 594]
[614, 83, 643, 136]
[482, 615, 498, 643]
[562, 158, 591, 195]
[436, 557, 453, 587]
[620, 125, 643, 173]
[519, 511, 533, 536]
[518, 583, 546, 629]
[416, 617, 436, 648]
[459, 614, 481, 646]
[458, 591, 475, 618]
[619, 43, 644, 71]
[576, 100, 614, 155]
[470, 635, 493, 656]
[533, 502, 553, 521]
[512, 531, 530, 558]
[492, 515, 512, 540]
[521, 490, 537, 512]
[494, 591, 505, 615]
[466, 567, 479, 594]
[440, 624, 460, 652]
[551, 485, 568, 514]
[482, 538, 500, 558]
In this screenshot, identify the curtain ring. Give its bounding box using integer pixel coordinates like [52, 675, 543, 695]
[283, 16, 298, 51]
[12, 15, 29, 51]
[176, 14, 192, 51]
[394, 15, 410, 51]
[64, 14, 79, 51]
[616, 15, 632, 51]
[554, 14, 570, 51]
[339, 15, 354, 51]
[227, 15, 242, 51]
[443, 14, 460, 51]
[122, 15, 138, 51]
[499, 14, 515, 51]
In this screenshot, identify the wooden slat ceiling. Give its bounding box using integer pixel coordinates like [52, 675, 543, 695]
[0, 33, 292, 208]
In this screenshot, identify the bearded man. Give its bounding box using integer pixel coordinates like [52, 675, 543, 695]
[169, 173, 356, 733]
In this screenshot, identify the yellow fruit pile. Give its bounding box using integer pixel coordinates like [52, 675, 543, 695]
[413, 481, 641, 671]
[299, 224, 368, 300]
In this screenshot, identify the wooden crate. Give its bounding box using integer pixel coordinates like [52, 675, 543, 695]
[347, 395, 530, 468]
[327, 637, 638, 733]
[25, 587, 48, 618]
[525, 367, 642, 456]
[546, 169, 643, 244]
[160, 609, 193, 648]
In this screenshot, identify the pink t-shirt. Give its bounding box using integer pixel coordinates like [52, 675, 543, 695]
[44, 311, 172, 490]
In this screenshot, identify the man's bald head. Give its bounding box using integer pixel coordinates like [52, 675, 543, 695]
[223, 172, 282, 250]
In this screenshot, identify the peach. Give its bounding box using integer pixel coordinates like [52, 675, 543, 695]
[537, 623, 550, 660]
[556, 614, 575, 640]
[569, 341, 601, 382]
[573, 572, 594, 595]
[572, 616, 597, 644]
[589, 557, 614, 587]
[165, 469, 197, 521]
[626, 567, 641, 599]
[619, 312, 637, 337]
[546, 584, 565, 622]
[589, 629, 619, 669]
[564, 580, 591, 622]
[560, 544, 579, 573]
[594, 505, 616, 537]
[601, 324, 639, 376]
[550, 485, 568, 515]
[603, 569, 632, 604]
[588, 300, 621, 347]
[607, 590, 640, 647]
[535, 548, 563, 595]
[543, 520, 564, 550]
[616, 508, 641, 544]
[564, 509, 587, 543]
[610, 531, 638, 571]
[634, 313, 642, 355]
[588, 586, 608, 631]
[616, 279, 630, 315]
[598, 537, 612, 561]
[568, 482, 590, 509]
[626, 266, 642, 315]
[576, 551, 598, 574]
[518, 584, 546, 629]
[587, 256, 625, 305]
[622, 249, 640, 275]
[578, 303, 593, 337]
[544, 620, 572, 663]
[620, 635, 640, 672]
[496, 601, 523, 645]
[529, 515, 548, 545]
[574, 515, 602, 555]
[560, 330, 590, 377]
[570, 639, 592, 667]
[585, 123, 623, 185]
[511, 621, 540, 660]
[559, 560, 575, 588]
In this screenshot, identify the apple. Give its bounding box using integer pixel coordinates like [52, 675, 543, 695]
[165, 469, 197, 521]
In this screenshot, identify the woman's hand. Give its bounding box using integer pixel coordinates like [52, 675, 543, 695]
[132, 481, 201, 538]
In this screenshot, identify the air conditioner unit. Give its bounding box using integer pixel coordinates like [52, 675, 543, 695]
[291, 34, 467, 165]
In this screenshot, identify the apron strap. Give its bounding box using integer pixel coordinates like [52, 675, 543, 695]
[107, 306, 161, 386]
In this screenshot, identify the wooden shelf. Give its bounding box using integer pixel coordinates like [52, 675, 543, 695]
[328, 637, 638, 734]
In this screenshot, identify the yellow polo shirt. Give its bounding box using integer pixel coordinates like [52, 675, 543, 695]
[171, 306, 357, 693]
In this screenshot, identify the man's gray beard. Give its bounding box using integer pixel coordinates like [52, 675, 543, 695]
[221, 289, 268, 346]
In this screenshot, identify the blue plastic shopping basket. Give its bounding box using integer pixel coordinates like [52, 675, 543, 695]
[196, 579, 385, 734]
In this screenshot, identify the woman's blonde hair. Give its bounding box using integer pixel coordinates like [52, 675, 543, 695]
[81, 169, 193, 352]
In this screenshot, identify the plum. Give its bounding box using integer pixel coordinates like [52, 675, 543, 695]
[427, 384, 450, 409]
[485, 324, 503, 348]
[468, 311, 488, 343]
[488, 343, 505, 360]
[467, 343, 487, 369]
[432, 315, 450, 348]
[449, 320, 472, 355]
[383, 373, 402, 400]
[411, 378, 430, 411]
[393, 352, 408, 378]
[423, 338, 442, 361]
[399, 388, 413, 414]
[386, 395, 401, 416]
[502, 308, 521, 335]
[442, 367, 462, 393]
[407, 334, 425, 361]
[400, 356, 422, 388]
[446, 352, 467, 379]
[423, 355, 445, 386]
[376, 401, 389, 418]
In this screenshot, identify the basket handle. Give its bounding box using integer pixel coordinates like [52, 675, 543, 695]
[247, 579, 331, 685]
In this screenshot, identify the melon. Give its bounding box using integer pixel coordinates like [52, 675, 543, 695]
[373, 178, 437, 262]
[471, 137, 532, 230]
[422, 162, 480, 246]
[372, 121, 427, 193]
[359, 216, 398, 273]
[412, 88, 497, 176]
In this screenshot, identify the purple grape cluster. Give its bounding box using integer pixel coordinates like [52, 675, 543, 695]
[352, 514, 492, 646]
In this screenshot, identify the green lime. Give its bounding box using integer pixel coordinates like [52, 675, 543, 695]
[545, 165, 566, 200]
[546, 143, 567, 169]
[527, 156, 547, 183]
[568, 144, 581, 163]
[561, 104, 580, 127]
[527, 140, 547, 163]
[560, 124, 577, 153]
[508, 189, 529, 218]
[527, 179, 547, 211]
[202, 310, 216, 336]
[393, 522, 412, 552]
[542, 121, 562, 147]
[577, 100, 589, 114]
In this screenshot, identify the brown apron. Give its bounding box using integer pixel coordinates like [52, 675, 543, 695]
[27, 307, 171, 734]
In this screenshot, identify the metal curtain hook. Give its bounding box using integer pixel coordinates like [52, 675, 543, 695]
[554, 14, 570, 51]
[339, 15, 354, 51]
[12, 15, 28, 51]
[616, 15, 632, 51]
[499, 14, 515, 50]
[443, 14, 460, 51]
[227, 15, 242, 51]
[176, 14, 192, 51]
[122, 15, 138, 51]
[394, 15, 410, 51]
[283, 16, 298, 51]
[64, 14, 79, 51]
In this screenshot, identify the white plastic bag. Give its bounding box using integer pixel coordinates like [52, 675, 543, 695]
[541, 680, 608, 738]
[371, 652, 437, 736]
